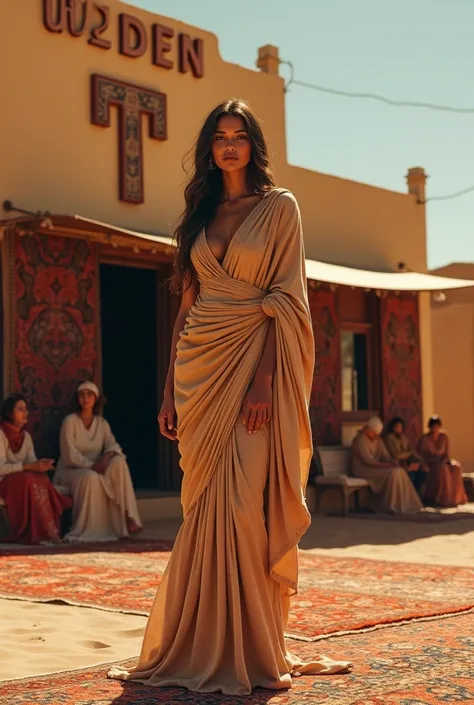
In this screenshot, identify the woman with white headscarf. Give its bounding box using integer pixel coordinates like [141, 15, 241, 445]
[350, 416, 423, 513]
[54, 381, 142, 542]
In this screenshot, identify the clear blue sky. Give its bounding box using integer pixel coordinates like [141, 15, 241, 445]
[131, 0, 474, 269]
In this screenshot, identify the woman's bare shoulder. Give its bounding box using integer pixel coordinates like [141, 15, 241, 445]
[270, 188, 299, 209]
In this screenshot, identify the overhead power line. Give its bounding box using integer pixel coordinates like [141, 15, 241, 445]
[281, 60, 474, 114]
[425, 184, 474, 203]
[280, 60, 474, 203]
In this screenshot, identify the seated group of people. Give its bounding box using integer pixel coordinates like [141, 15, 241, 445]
[1, 383, 468, 541]
[0, 382, 142, 545]
[351, 415, 468, 513]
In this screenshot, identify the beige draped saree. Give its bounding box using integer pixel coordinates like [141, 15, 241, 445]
[108, 188, 352, 694]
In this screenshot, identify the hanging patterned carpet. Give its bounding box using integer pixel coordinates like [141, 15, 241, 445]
[2, 611, 473, 704]
[0, 540, 473, 641]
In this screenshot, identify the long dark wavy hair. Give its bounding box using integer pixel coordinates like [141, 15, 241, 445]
[170, 98, 275, 293]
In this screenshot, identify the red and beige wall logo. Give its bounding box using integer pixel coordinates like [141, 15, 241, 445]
[42, 0, 204, 203]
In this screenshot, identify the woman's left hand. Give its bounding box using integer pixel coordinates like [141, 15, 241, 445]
[94, 452, 116, 474]
[241, 376, 272, 434]
[93, 457, 107, 474]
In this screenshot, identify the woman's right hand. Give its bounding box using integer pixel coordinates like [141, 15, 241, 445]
[158, 394, 177, 441]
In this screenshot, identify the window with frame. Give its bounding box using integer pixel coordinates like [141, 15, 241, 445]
[341, 330, 369, 412]
[337, 286, 381, 419]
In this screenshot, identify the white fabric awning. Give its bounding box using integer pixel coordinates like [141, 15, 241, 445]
[304, 259, 474, 292]
[73, 215, 174, 248]
[72, 214, 474, 293]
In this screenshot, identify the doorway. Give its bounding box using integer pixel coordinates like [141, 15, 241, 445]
[100, 263, 159, 491]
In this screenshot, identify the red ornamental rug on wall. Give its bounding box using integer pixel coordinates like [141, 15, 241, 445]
[0, 541, 473, 642]
[308, 286, 341, 446]
[14, 233, 99, 459]
[380, 293, 422, 443]
[2, 612, 473, 704]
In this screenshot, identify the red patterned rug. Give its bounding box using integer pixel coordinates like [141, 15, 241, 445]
[2, 611, 473, 704]
[0, 540, 473, 641]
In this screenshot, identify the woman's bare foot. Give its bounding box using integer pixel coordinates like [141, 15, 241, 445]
[40, 536, 63, 546]
[127, 517, 142, 535]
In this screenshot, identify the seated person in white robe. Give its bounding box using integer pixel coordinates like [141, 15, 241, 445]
[351, 416, 423, 514]
[54, 381, 142, 542]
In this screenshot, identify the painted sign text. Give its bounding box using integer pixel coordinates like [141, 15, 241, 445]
[42, 1, 204, 78]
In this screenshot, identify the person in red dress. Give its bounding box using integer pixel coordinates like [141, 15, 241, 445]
[418, 416, 468, 508]
[0, 394, 72, 544]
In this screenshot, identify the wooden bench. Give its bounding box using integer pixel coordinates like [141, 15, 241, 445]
[312, 446, 369, 515]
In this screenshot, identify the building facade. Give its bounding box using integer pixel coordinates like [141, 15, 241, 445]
[1, 0, 469, 494]
[431, 263, 474, 474]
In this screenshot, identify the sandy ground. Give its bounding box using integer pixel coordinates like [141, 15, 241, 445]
[1, 510, 473, 682]
[0, 600, 146, 681]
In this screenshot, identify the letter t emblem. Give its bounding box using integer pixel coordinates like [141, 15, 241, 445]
[90, 74, 167, 204]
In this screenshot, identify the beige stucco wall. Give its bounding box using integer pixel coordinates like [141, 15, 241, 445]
[281, 165, 427, 272]
[0, 0, 287, 237]
[0, 0, 432, 419]
[431, 301, 474, 472]
[431, 263, 474, 472]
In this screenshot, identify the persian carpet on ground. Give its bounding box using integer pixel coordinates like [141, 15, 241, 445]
[2, 612, 473, 704]
[1, 540, 473, 641]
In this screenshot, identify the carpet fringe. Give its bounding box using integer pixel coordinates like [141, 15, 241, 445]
[285, 604, 474, 642]
[0, 592, 148, 616]
[2, 590, 473, 646]
[3, 608, 474, 684]
[0, 656, 136, 683]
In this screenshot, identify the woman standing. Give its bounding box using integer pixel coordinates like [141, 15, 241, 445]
[0, 394, 71, 544]
[418, 416, 467, 508]
[54, 381, 142, 542]
[109, 99, 351, 694]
